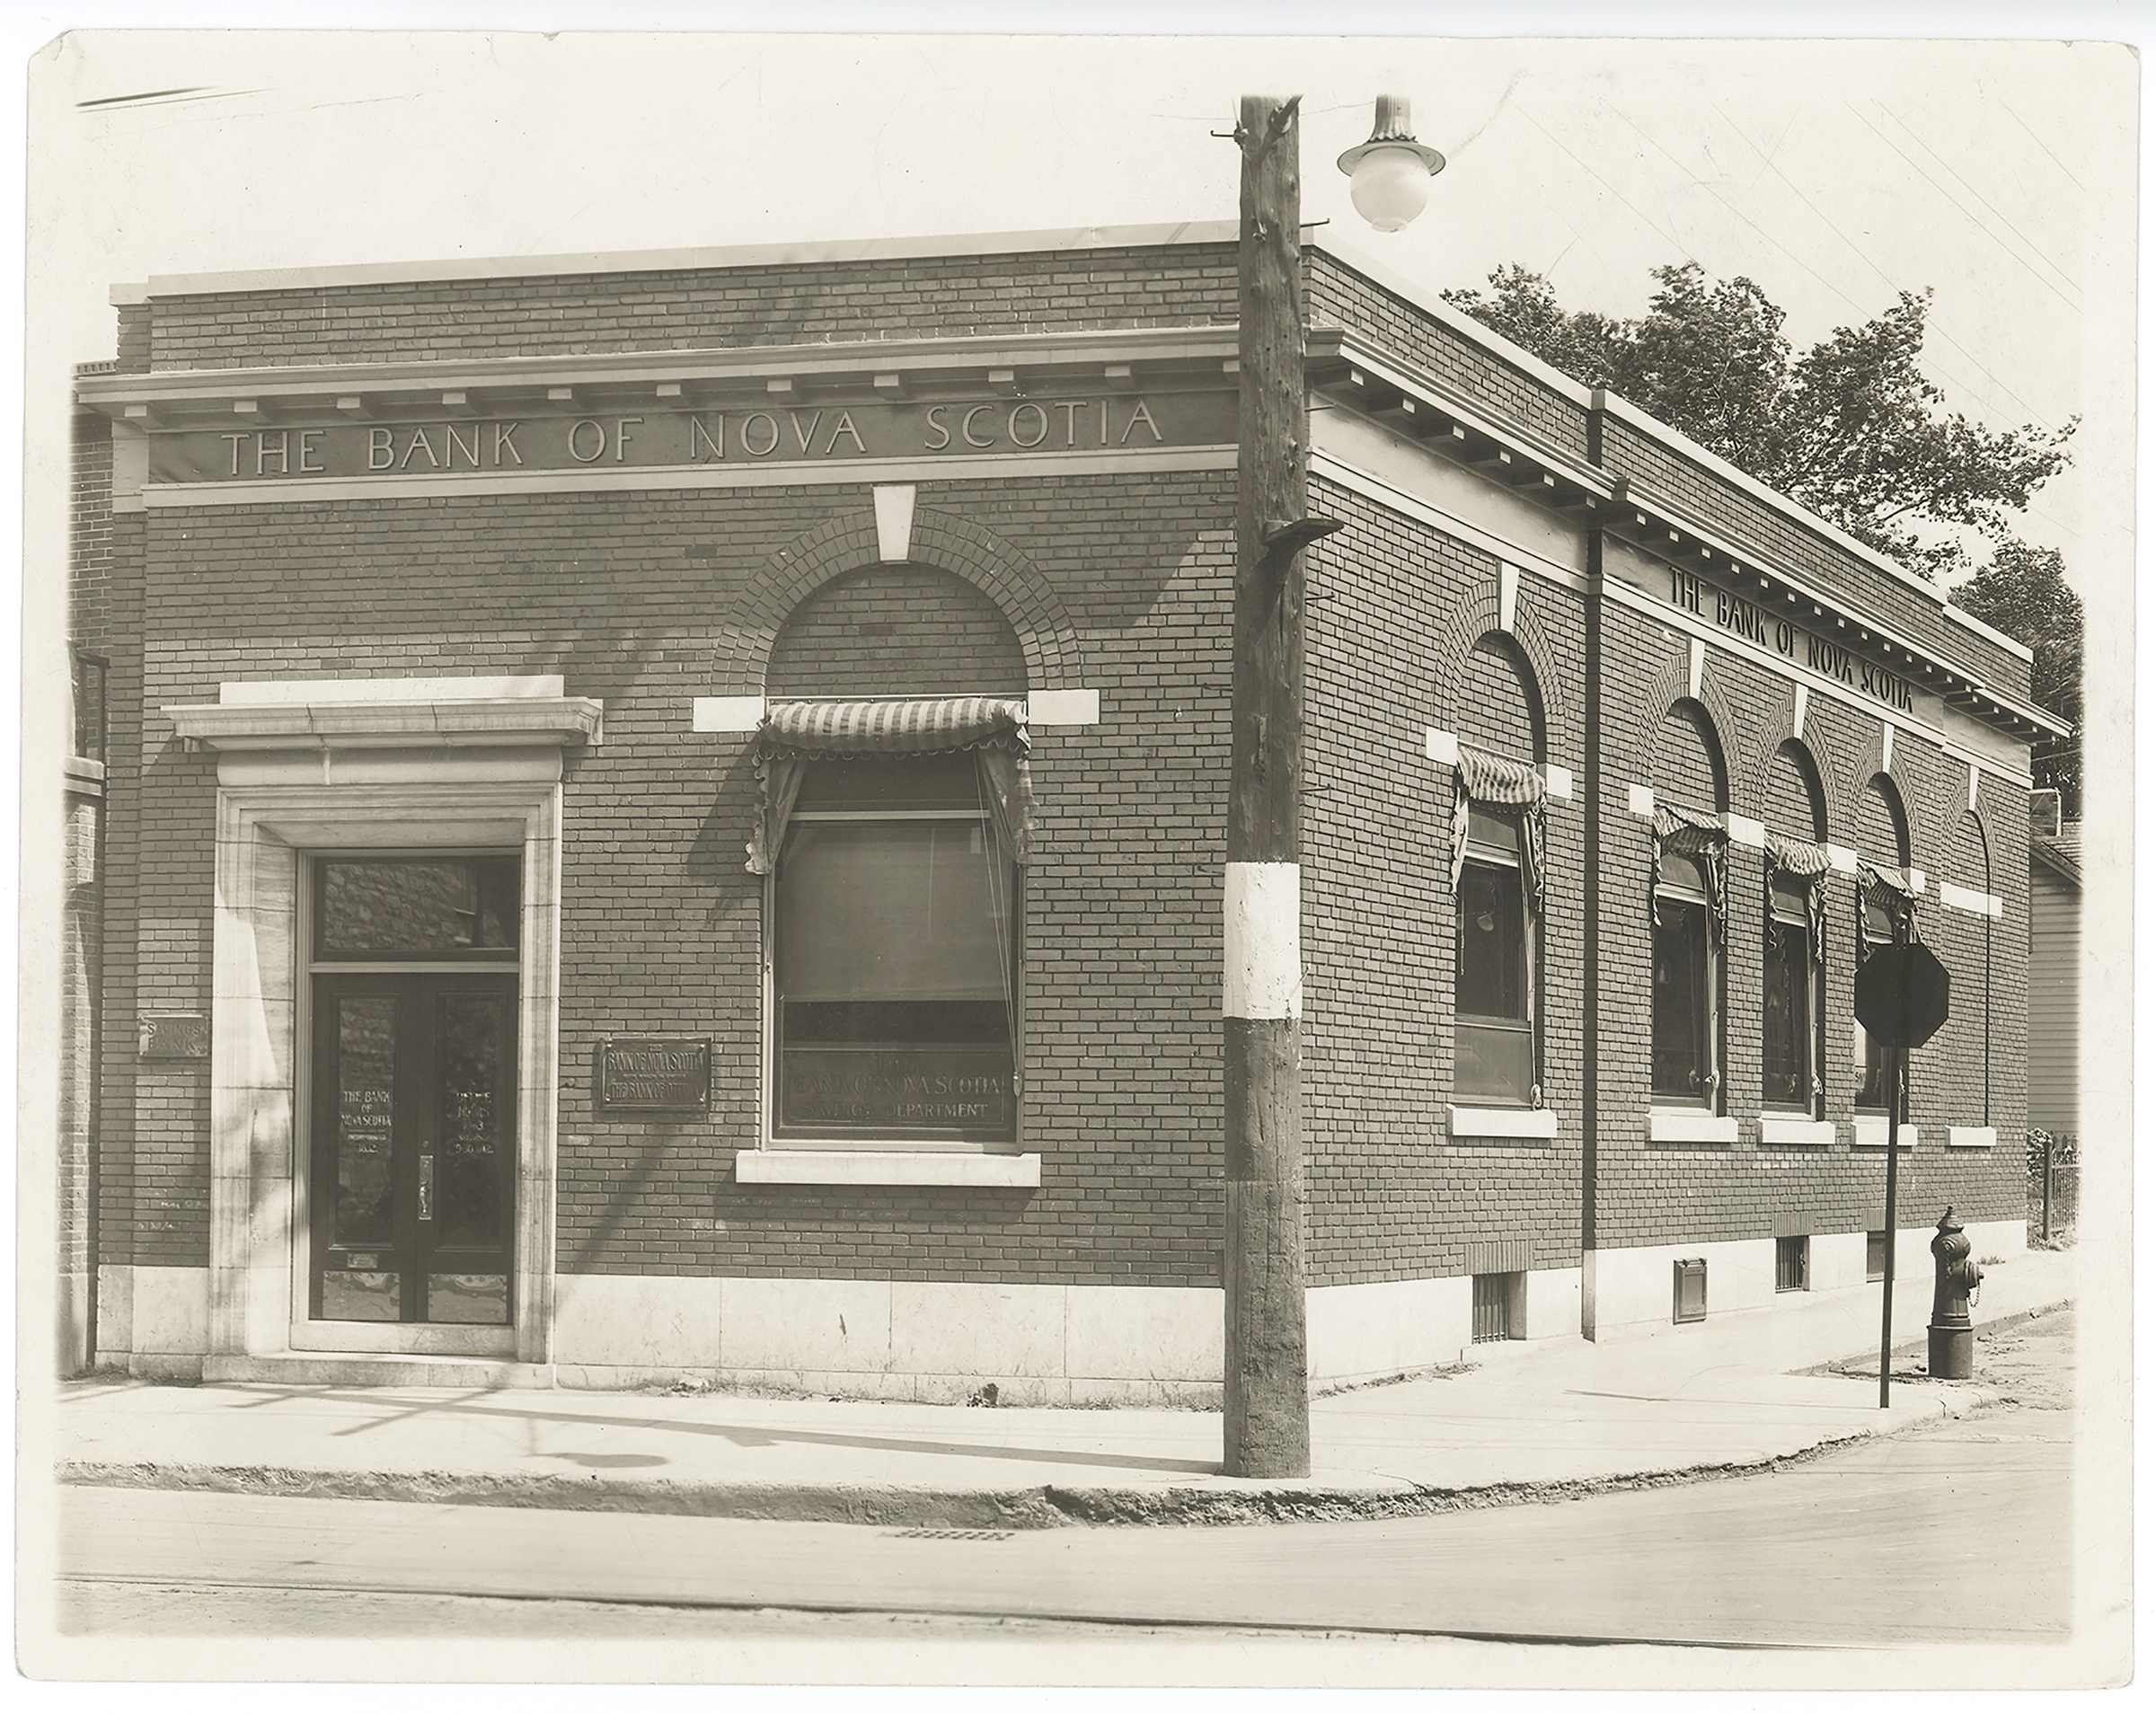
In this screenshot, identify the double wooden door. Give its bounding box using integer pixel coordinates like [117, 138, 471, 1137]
[310, 973, 517, 1325]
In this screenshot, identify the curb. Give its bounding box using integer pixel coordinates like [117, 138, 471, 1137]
[56, 1394, 1985, 1532]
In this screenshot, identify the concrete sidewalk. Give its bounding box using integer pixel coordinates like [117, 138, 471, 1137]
[53, 1248, 2073, 1529]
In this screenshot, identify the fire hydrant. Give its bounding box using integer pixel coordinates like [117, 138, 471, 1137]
[1928, 1206, 1983, 1380]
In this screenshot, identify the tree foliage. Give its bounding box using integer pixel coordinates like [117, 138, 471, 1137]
[1949, 542, 2083, 817]
[1444, 262, 2076, 581]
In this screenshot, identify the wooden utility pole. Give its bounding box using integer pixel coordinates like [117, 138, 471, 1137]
[1223, 93, 1339, 1479]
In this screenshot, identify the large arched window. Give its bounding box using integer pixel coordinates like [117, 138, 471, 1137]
[1851, 773, 1913, 1114]
[1650, 702, 1727, 1110]
[754, 567, 1031, 1150]
[1451, 633, 1545, 1107]
[1762, 742, 1829, 1117]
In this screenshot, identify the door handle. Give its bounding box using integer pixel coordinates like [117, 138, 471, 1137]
[419, 1153, 435, 1222]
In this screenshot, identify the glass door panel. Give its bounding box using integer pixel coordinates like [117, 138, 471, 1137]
[311, 973, 516, 1328]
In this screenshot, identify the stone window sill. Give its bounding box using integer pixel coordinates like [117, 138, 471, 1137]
[1648, 1111, 1739, 1145]
[1447, 1105, 1560, 1142]
[1851, 1117, 1919, 1150]
[1948, 1126, 1998, 1150]
[735, 1150, 1041, 1188]
[1759, 1117, 1836, 1147]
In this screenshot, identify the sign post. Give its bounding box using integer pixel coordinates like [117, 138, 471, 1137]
[1851, 939, 1951, 1409]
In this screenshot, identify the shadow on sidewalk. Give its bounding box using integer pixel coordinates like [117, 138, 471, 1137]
[150, 1383, 1224, 1479]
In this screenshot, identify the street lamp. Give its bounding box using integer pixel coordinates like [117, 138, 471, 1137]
[1223, 94, 1443, 1479]
[1337, 95, 1448, 233]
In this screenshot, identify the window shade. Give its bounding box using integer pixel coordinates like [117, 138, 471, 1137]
[1766, 832, 1830, 968]
[1651, 803, 1729, 947]
[747, 696, 1035, 875]
[1450, 744, 1547, 905]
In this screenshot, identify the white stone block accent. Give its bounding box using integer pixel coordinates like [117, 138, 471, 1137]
[720, 1277, 894, 1374]
[1542, 763, 1572, 800]
[1498, 561, 1519, 633]
[1307, 1275, 1471, 1383]
[554, 1272, 727, 1369]
[1907, 866, 1927, 895]
[1825, 843, 1860, 875]
[1628, 782, 1656, 817]
[1940, 881, 2002, 918]
[1722, 811, 1765, 848]
[693, 695, 767, 732]
[873, 482, 916, 561]
[1648, 1111, 1739, 1144]
[1688, 637, 1705, 700]
[735, 1150, 1041, 1188]
[1948, 1126, 1999, 1150]
[220, 674, 565, 704]
[1852, 1117, 1919, 1150]
[1881, 720, 1895, 770]
[1447, 1105, 1560, 1140]
[1793, 684, 1808, 740]
[1759, 1118, 1836, 1147]
[1424, 727, 1458, 765]
[1026, 689, 1099, 727]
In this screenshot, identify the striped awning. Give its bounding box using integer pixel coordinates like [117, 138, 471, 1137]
[1860, 859, 1921, 901]
[1766, 833, 1832, 878]
[1457, 743, 1545, 808]
[762, 696, 1026, 756]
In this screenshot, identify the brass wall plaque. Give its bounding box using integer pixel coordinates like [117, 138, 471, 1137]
[599, 1038, 712, 1112]
[138, 1012, 208, 1059]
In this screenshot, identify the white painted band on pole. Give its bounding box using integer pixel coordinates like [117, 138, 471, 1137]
[1224, 861, 1303, 1020]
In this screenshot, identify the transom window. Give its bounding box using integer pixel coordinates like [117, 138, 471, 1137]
[314, 857, 520, 961]
[1454, 806, 1534, 1105]
[773, 754, 1019, 1144]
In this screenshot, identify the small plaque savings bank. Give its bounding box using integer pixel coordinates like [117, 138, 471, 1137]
[598, 1038, 712, 1112]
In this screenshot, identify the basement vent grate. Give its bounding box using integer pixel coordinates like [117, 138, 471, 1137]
[888, 1528, 1017, 1541]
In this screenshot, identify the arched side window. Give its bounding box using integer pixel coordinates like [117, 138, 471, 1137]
[1649, 702, 1728, 1111]
[1762, 741, 1829, 1118]
[754, 566, 1030, 1152]
[1851, 773, 1914, 1114]
[1450, 632, 1546, 1108]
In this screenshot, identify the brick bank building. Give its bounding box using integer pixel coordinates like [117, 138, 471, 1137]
[62, 225, 2060, 1397]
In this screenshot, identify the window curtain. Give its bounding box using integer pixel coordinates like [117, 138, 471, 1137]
[1449, 743, 1548, 906]
[744, 695, 1035, 875]
[1858, 858, 1920, 944]
[1765, 832, 1831, 968]
[1650, 803, 1729, 946]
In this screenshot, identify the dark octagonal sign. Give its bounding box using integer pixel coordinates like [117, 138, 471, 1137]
[1852, 941, 1952, 1049]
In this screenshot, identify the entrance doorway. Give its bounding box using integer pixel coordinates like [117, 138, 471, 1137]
[305, 853, 520, 1330]
[311, 974, 517, 1323]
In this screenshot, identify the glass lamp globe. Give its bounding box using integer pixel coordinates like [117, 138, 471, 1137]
[1336, 95, 1445, 234]
[1348, 146, 1436, 233]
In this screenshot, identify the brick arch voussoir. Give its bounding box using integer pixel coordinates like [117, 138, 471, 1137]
[1888, 747, 1947, 874]
[1630, 649, 1691, 790]
[715, 502, 1079, 697]
[1428, 580, 1502, 724]
[1429, 581, 1565, 764]
[1690, 665, 1750, 814]
[1746, 734, 1831, 842]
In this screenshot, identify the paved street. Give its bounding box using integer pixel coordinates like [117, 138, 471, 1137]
[52, 1311, 2076, 1657]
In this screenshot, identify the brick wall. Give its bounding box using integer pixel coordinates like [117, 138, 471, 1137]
[1590, 579, 2026, 1254]
[765, 566, 1026, 697]
[1300, 473, 1590, 1287]
[1598, 417, 2027, 697]
[146, 244, 1240, 372]
[1306, 253, 1593, 463]
[119, 468, 1241, 1287]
